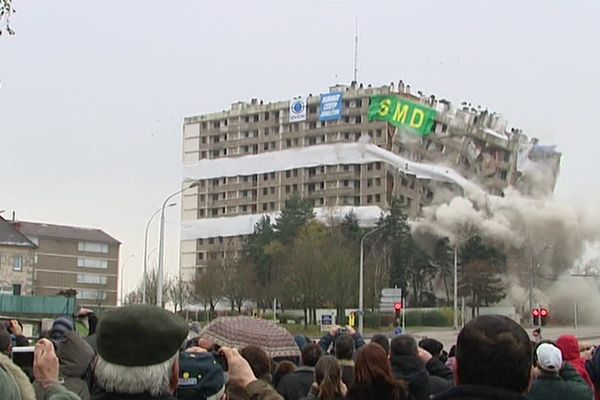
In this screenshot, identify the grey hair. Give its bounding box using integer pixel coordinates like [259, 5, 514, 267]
[94, 353, 178, 397]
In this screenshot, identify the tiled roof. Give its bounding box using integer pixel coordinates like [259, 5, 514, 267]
[14, 221, 120, 244]
[0, 216, 37, 248]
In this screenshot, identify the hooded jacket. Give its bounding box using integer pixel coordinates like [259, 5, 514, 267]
[556, 335, 594, 390]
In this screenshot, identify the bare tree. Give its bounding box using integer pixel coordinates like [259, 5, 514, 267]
[222, 258, 254, 314]
[168, 275, 190, 313]
[192, 260, 225, 319]
[126, 268, 170, 307]
[0, 0, 15, 35]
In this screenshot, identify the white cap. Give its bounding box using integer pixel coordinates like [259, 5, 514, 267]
[537, 343, 562, 372]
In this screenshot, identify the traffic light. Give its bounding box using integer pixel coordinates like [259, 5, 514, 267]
[532, 308, 540, 326]
[540, 308, 548, 326]
[394, 302, 402, 318]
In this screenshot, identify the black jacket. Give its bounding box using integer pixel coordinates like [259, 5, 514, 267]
[426, 359, 454, 382]
[92, 392, 178, 400]
[426, 359, 454, 396]
[432, 385, 528, 400]
[277, 366, 315, 400]
[348, 378, 402, 400]
[338, 359, 355, 389]
[391, 355, 431, 400]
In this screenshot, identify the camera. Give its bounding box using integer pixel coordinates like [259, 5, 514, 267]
[211, 350, 228, 371]
[338, 327, 348, 334]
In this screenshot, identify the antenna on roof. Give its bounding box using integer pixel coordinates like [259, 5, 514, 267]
[353, 17, 359, 83]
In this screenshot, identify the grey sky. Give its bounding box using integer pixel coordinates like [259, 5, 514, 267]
[1, 0, 599, 294]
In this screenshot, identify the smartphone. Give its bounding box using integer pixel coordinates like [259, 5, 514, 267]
[12, 346, 35, 373]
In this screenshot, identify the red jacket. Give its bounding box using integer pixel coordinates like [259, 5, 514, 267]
[556, 335, 595, 391]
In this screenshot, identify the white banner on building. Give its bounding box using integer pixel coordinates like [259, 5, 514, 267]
[289, 97, 306, 123]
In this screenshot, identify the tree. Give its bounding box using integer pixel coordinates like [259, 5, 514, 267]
[168, 275, 190, 313]
[242, 216, 276, 310]
[0, 0, 15, 35]
[222, 259, 254, 313]
[402, 238, 438, 307]
[379, 198, 411, 292]
[322, 228, 359, 320]
[192, 260, 225, 319]
[432, 238, 453, 304]
[126, 268, 171, 308]
[459, 235, 507, 316]
[282, 221, 328, 327]
[273, 193, 315, 244]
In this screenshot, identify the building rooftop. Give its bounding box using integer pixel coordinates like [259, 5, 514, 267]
[14, 220, 120, 244]
[0, 216, 37, 248]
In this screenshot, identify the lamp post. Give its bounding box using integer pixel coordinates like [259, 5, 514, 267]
[143, 203, 176, 304]
[156, 181, 200, 308]
[120, 254, 135, 306]
[453, 234, 477, 330]
[358, 225, 384, 335]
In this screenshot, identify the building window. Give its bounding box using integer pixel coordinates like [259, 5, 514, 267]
[78, 241, 109, 254]
[263, 188, 268, 195]
[77, 258, 108, 269]
[76, 290, 107, 300]
[367, 195, 373, 204]
[13, 255, 22, 271]
[0, 286, 12, 295]
[12, 284, 21, 296]
[375, 194, 381, 202]
[208, 238, 214, 245]
[77, 274, 107, 285]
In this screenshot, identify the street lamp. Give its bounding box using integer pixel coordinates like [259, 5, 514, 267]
[358, 225, 384, 335]
[156, 181, 200, 308]
[453, 234, 477, 330]
[143, 203, 176, 304]
[120, 254, 135, 306]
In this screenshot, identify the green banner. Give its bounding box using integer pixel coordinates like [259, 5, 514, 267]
[368, 95, 437, 136]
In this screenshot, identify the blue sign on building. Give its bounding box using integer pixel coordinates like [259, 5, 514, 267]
[319, 92, 343, 121]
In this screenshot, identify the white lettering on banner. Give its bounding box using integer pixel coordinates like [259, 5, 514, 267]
[322, 94, 341, 103]
[321, 110, 338, 117]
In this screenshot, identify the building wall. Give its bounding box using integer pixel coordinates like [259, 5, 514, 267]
[32, 236, 119, 308]
[180, 82, 559, 281]
[0, 246, 34, 295]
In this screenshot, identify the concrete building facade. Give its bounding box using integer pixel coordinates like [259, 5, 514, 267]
[0, 216, 37, 296]
[13, 221, 121, 309]
[180, 81, 560, 282]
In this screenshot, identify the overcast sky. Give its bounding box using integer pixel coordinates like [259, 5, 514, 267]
[1, 0, 599, 296]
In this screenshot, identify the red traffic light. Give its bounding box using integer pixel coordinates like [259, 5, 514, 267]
[540, 308, 548, 317]
[394, 302, 402, 312]
[532, 308, 540, 316]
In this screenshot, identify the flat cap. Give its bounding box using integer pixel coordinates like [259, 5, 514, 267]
[97, 304, 188, 367]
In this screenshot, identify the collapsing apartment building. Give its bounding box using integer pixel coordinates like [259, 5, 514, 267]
[180, 81, 560, 282]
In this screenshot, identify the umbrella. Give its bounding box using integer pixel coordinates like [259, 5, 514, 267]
[200, 316, 300, 358]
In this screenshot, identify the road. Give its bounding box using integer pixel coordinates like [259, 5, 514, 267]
[401, 326, 600, 349]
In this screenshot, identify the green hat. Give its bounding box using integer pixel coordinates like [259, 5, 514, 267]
[97, 304, 188, 367]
